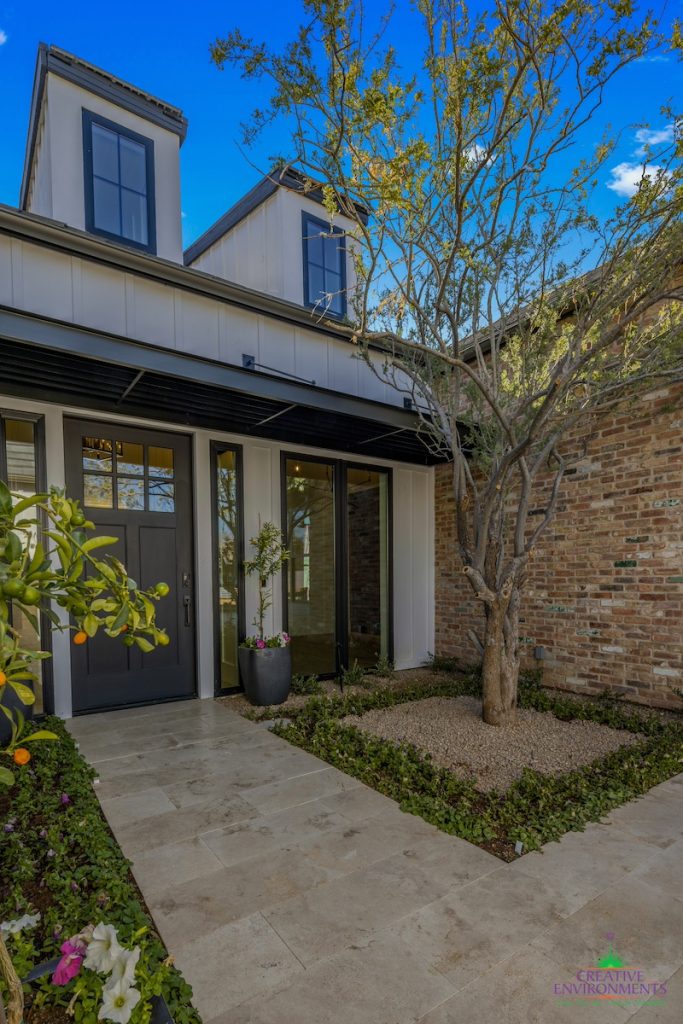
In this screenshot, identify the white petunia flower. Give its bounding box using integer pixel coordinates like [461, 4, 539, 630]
[97, 980, 141, 1024]
[0, 912, 41, 934]
[104, 946, 140, 991]
[83, 923, 122, 973]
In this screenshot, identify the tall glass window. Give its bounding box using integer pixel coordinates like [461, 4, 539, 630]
[347, 467, 390, 668]
[283, 457, 391, 677]
[214, 446, 241, 690]
[302, 213, 347, 317]
[83, 111, 155, 253]
[0, 415, 46, 713]
[284, 458, 337, 676]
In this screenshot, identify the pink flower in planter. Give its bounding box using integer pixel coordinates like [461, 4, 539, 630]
[256, 639, 266, 649]
[52, 941, 85, 985]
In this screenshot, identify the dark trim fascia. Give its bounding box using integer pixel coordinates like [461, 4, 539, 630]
[20, 44, 186, 208]
[183, 165, 369, 267]
[82, 109, 157, 256]
[0, 205, 384, 349]
[0, 305, 421, 433]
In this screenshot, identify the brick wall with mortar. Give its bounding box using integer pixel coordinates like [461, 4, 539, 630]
[435, 382, 683, 708]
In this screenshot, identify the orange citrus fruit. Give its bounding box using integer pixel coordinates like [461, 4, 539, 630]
[13, 748, 31, 766]
[0, 671, 6, 685]
[73, 630, 88, 645]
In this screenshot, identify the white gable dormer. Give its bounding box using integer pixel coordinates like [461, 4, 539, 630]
[20, 45, 187, 263]
[184, 167, 362, 319]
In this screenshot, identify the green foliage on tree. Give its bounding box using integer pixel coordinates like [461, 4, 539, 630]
[0, 482, 169, 785]
[242, 520, 290, 640]
[212, 0, 683, 725]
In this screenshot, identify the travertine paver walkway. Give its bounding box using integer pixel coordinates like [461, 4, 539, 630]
[68, 698, 683, 1024]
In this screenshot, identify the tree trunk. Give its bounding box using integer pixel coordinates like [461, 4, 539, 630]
[0, 932, 23, 1024]
[481, 594, 520, 726]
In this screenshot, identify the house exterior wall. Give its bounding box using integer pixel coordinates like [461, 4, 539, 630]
[187, 188, 359, 310]
[24, 74, 183, 263]
[0, 393, 435, 718]
[0, 230, 401, 407]
[434, 382, 683, 708]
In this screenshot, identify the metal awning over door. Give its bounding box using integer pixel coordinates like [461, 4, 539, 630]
[0, 308, 445, 465]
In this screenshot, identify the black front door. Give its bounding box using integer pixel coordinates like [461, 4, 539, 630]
[64, 418, 195, 713]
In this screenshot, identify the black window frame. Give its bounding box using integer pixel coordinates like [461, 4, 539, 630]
[210, 441, 245, 695]
[82, 109, 157, 255]
[0, 410, 53, 716]
[280, 451, 393, 678]
[302, 211, 347, 319]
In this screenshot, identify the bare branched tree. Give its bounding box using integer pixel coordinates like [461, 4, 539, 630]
[213, 0, 683, 725]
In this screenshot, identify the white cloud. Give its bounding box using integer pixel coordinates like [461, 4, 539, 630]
[634, 125, 674, 156]
[606, 161, 665, 197]
[464, 144, 494, 168]
[635, 54, 670, 64]
[0, 30, 8, 46]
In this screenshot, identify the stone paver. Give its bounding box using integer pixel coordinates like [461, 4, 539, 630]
[68, 698, 683, 1024]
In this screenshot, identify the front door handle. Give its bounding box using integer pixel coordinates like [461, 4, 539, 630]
[182, 595, 191, 627]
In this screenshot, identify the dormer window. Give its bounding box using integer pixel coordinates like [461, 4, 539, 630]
[82, 110, 156, 253]
[302, 212, 346, 318]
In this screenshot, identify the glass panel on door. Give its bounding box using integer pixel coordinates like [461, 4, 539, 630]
[347, 467, 390, 668]
[284, 458, 336, 676]
[215, 448, 240, 689]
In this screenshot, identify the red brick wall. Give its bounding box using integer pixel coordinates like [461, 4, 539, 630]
[435, 383, 683, 708]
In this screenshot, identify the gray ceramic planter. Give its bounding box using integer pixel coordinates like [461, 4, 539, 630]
[238, 646, 291, 706]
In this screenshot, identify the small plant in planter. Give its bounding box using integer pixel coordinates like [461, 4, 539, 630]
[239, 521, 291, 706]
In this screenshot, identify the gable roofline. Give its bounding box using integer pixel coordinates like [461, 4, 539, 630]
[183, 164, 369, 266]
[20, 43, 188, 210]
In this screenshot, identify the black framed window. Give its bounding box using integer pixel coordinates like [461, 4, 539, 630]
[282, 453, 392, 678]
[82, 110, 156, 253]
[302, 212, 347, 318]
[211, 443, 244, 693]
[0, 412, 51, 715]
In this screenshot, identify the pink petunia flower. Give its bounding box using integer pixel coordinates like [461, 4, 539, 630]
[52, 941, 85, 985]
[256, 639, 266, 649]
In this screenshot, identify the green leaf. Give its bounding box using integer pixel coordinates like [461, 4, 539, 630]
[81, 536, 119, 554]
[110, 604, 130, 632]
[83, 612, 99, 638]
[12, 493, 45, 515]
[134, 636, 154, 653]
[0, 766, 15, 786]
[22, 730, 59, 742]
[9, 680, 35, 705]
[5, 531, 22, 562]
[0, 479, 12, 514]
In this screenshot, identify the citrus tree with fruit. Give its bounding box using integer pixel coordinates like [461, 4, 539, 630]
[0, 481, 170, 786]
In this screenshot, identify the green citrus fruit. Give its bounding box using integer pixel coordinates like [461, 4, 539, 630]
[157, 632, 170, 646]
[21, 587, 41, 605]
[3, 580, 26, 600]
[155, 583, 170, 597]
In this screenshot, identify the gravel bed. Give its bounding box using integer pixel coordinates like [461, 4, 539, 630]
[343, 695, 644, 792]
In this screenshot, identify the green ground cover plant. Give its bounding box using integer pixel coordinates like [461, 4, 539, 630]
[0, 717, 200, 1024]
[273, 673, 683, 860]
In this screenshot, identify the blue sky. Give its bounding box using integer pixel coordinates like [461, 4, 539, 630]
[0, 1, 679, 249]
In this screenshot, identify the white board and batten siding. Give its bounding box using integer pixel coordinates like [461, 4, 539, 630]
[1, 231, 406, 407]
